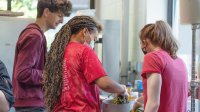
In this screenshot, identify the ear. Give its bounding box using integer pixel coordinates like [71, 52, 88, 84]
[82, 28, 89, 37]
[142, 39, 149, 48]
[142, 39, 147, 45]
[43, 8, 50, 17]
[145, 38, 151, 46]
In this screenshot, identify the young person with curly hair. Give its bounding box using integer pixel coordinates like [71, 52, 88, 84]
[12, 0, 72, 111]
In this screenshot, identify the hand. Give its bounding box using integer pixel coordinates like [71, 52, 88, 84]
[132, 101, 142, 111]
[116, 85, 129, 98]
[122, 85, 129, 96]
[132, 98, 143, 111]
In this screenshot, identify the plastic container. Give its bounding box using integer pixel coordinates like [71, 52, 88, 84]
[135, 80, 143, 91]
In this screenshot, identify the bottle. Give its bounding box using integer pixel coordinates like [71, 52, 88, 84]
[126, 82, 133, 101]
[137, 80, 143, 91]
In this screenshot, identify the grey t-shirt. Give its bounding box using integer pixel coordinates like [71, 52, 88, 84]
[0, 60, 14, 107]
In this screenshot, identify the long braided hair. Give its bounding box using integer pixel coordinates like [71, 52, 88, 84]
[43, 15, 102, 111]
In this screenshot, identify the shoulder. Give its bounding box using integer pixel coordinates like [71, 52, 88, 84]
[68, 42, 93, 53]
[143, 50, 166, 68]
[74, 44, 96, 59]
[65, 43, 92, 57]
[144, 49, 168, 61]
[26, 23, 43, 33]
[82, 45, 95, 55]
[18, 29, 44, 46]
[79, 44, 95, 58]
[144, 51, 160, 61]
[20, 23, 44, 40]
[175, 57, 186, 66]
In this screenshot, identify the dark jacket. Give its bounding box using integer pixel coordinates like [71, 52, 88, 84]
[12, 23, 47, 107]
[0, 60, 14, 107]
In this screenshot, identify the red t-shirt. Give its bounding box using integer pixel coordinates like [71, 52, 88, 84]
[53, 42, 106, 112]
[141, 49, 188, 112]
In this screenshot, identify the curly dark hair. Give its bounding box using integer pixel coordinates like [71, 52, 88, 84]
[37, 0, 72, 18]
[43, 15, 103, 111]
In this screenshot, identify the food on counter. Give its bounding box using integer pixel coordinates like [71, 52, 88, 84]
[111, 94, 129, 104]
[135, 107, 144, 112]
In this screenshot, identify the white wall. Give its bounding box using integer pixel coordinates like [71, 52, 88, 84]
[0, 17, 34, 78]
[95, 0, 168, 83]
[146, 0, 168, 23]
[96, 0, 122, 20]
[178, 25, 192, 80]
[130, 0, 147, 62]
[128, 0, 168, 62]
[95, 0, 123, 82]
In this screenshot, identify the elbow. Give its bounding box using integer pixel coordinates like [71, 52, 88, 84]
[0, 106, 9, 112]
[0, 92, 10, 112]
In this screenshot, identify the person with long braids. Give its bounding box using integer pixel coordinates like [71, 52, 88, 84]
[43, 15, 127, 112]
[132, 20, 188, 112]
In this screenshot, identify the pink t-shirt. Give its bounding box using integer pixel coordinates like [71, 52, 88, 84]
[142, 49, 188, 112]
[53, 42, 106, 112]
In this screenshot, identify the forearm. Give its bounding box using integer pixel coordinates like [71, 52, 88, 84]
[15, 67, 43, 86]
[0, 91, 9, 112]
[102, 81, 125, 94]
[144, 73, 161, 112]
[95, 76, 125, 94]
[144, 100, 159, 112]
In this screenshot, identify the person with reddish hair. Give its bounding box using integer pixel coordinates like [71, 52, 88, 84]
[133, 20, 188, 112]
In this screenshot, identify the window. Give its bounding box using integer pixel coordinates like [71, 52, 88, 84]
[0, 0, 37, 18]
[0, 0, 7, 10]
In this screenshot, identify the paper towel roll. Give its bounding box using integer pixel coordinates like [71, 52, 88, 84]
[180, 0, 200, 24]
